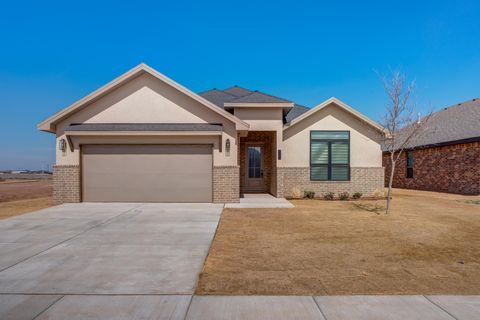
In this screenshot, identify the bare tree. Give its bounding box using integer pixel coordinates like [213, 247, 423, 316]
[380, 71, 431, 214]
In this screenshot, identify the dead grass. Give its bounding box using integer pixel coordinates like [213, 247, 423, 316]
[0, 197, 54, 219]
[0, 179, 54, 218]
[196, 189, 480, 295]
[0, 179, 52, 202]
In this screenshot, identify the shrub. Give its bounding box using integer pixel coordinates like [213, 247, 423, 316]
[323, 192, 335, 200]
[352, 192, 362, 199]
[304, 191, 315, 199]
[338, 192, 350, 200]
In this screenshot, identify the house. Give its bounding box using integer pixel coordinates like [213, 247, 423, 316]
[382, 98, 480, 195]
[38, 64, 385, 203]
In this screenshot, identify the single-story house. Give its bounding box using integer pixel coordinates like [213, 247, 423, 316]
[382, 98, 480, 195]
[38, 63, 385, 203]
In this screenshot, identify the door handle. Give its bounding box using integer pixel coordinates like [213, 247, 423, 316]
[261, 169, 264, 178]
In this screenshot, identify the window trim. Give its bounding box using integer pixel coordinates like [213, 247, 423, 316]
[310, 130, 350, 181]
[406, 151, 414, 179]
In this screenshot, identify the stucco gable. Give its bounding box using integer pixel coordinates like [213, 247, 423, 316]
[284, 97, 384, 133]
[38, 63, 249, 133]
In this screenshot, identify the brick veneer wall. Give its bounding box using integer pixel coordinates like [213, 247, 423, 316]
[382, 141, 480, 195]
[278, 167, 384, 198]
[53, 165, 81, 204]
[213, 166, 240, 203]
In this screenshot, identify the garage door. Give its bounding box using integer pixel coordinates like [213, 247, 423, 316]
[82, 145, 212, 202]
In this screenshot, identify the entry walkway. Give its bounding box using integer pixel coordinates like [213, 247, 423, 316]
[225, 193, 294, 208]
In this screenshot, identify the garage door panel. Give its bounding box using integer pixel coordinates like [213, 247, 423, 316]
[82, 145, 212, 202]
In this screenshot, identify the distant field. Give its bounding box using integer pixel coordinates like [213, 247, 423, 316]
[0, 173, 52, 180]
[0, 176, 53, 219]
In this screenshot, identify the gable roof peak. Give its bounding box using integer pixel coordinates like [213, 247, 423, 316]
[37, 64, 249, 132]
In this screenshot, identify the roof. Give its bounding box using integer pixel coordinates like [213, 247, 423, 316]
[384, 98, 480, 150]
[285, 104, 310, 123]
[285, 97, 385, 132]
[228, 91, 291, 104]
[199, 86, 301, 121]
[196, 89, 238, 109]
[223, 86, 253, 97]
[37, 64, 249, 133]
[65, 123, 223, 132]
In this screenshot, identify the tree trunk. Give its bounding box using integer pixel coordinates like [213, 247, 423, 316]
[386, 157, 396, 214]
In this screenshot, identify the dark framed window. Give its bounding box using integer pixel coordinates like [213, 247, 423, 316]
[406, 151, 414, 179]
[310, 131, 350, 181]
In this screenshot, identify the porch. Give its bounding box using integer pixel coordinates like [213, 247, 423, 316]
[239, 131, 279, 197]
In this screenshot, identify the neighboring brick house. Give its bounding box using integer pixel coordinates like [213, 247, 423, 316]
[382, 98, 480, 195]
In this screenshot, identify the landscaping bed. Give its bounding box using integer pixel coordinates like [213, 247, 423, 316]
[196, 189, 480, 295]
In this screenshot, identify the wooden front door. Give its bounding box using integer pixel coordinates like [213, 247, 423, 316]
[245, 144, 265, 192]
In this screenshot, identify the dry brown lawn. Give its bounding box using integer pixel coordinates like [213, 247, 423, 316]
[196, 189, 480, 295]
[0, 179, 53, 219]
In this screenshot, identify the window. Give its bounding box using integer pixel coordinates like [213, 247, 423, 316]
[406, 151, 414, 178]
[248, 146, 262, 178]
[310, 131, 350, 181]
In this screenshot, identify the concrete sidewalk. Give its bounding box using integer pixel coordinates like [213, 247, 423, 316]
[1, 294, 478, 319]
[0, 295, 480, 320]
[225, 193, 294, 208]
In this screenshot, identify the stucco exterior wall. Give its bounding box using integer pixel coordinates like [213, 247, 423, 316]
[282, 104, 383, 168]
[54, 73, 238, 167]
[233, 107, 284, 131]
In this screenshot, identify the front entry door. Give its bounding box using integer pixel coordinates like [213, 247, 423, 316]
[245, 144, 265, 192]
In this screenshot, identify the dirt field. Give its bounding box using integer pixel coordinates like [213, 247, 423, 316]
[0, 179, 53, 219]
[197, 189, 480, 295]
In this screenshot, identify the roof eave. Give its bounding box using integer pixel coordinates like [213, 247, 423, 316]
[223, 102, 294, 108]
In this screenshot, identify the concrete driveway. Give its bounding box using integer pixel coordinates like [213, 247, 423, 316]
[2, 203, 479, 319]
[0, 202, 222, 318]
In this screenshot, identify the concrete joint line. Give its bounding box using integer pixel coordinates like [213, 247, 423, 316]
[311, 296, 329, 320]
[0, 204, 144, 274]
[32, 295, 65, 320]
[183, 295, 194, 320]
[423, 295, 459, 320]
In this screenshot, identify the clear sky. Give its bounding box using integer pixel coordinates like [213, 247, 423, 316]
[1, 0, 479, 170]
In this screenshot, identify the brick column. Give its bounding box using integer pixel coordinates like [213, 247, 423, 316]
[213, 166, 240, 203]
[53, 165, 81, 204]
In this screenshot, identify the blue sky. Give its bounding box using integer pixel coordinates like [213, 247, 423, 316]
[1, 0, 479, 170]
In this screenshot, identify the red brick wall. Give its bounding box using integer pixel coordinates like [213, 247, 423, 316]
[382, 141, 480, 195]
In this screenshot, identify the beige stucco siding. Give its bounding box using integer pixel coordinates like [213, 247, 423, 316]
[282, 104, 383, 167]
[55, 73, 237, 166]
[233, 107, 284, 131]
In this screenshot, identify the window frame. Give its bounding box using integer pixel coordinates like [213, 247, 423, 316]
[310, 130, 350, 181]
[406, 150, 414, 179]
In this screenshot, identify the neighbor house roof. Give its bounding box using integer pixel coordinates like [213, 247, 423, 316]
[383, 98, 480, 150]
[37, 64, 249, 133]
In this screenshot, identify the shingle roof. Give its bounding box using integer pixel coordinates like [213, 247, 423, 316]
[228, 91, 292, 104]
[199, 86, 306, 123]
[285, 104, 310, 123]
[223, 86, 253, 97]
[197, 89, 237, 108]
[383, 98, 480, 150]
[65, 123, 223, 132]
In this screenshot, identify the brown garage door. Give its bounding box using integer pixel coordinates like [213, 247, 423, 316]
[82, 145, 212, 202]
